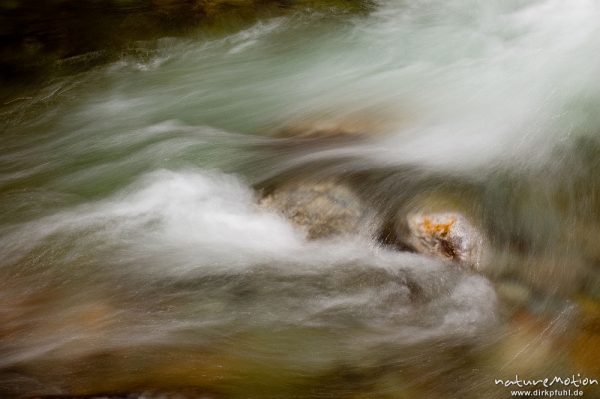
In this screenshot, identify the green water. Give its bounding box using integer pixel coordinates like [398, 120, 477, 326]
[1, 0, 600, 397]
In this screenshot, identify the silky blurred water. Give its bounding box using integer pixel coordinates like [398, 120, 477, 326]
[1, 0, 600, 397]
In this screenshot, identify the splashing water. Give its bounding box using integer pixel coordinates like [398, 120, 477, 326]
[1, 0, 600, 397]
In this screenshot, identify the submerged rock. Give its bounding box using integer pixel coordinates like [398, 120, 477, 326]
[260, 180, 373, 239]
[399, 212, 484, 269]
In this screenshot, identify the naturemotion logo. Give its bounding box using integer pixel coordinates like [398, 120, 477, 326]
[494, 374, 598, 389]
[495, 374, 598, 397]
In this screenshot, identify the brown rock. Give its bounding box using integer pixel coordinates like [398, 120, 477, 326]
[401, 212, 484, 269]
[260, 180, 373, 240]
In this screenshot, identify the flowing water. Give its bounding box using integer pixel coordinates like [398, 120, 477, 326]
[1, 0, 600, 397]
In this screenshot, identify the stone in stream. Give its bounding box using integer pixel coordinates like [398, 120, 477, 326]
[399, 212, 484, 269]
[260, 179, 374, 240]
[259, 179, 485, 266]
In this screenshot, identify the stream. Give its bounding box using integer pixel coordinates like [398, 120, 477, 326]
[1, 0, 600, 397]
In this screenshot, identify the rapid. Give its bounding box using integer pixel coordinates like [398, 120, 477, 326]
[1, 0, 599, 397]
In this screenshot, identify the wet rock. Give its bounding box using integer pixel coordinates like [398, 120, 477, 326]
[399, 212, 484, 269]
[260, 180, 373, 239]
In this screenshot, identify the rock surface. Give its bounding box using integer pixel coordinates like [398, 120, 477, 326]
[400, 212, 484, 269]
[260, 180, 372, 240]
